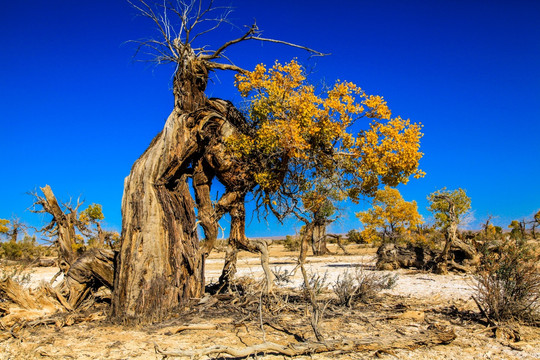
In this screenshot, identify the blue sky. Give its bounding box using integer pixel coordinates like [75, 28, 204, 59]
[1, 0, 539, 237]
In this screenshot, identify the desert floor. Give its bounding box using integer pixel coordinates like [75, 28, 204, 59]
[1, 244, 539, 359]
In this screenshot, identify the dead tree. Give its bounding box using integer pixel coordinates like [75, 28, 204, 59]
[5, 217, 27, 244]
[111, 0, 324, 323]
[30, 185, 83, 271]
[29, 185, 115, 309]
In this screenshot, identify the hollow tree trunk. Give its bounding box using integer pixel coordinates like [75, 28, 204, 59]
[111, 57, 214, 323]
[111, 108, 204, 323]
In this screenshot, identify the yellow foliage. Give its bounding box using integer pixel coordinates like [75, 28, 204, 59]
[230, 60, 424, 208]
[0, 219, 9, 234]
[356, 186, 423, 243]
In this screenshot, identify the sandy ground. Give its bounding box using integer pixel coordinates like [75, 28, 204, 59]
[2, 244, 539, 359]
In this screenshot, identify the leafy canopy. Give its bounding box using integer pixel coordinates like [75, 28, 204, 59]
[230, 60, 424, 218]
[428, 188, 471, 230]
[0, 219, 8, 235]
[356, 186, 423, 243]
[79, 203, 105, 225]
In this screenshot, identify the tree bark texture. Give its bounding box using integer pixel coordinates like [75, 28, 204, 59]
[111, 106, 205, 323]
[111, 56, 261, 322]
[217, 197, 274, 292]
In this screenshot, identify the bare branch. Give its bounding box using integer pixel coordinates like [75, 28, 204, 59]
[200, 23, 258, 60]
[249, 36, 329, 57]
[205, 61, 246, 73]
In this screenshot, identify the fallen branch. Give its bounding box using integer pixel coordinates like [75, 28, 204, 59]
[155, 325, 456, 359]
[158, 324, 217, 335]
[263, 321, 306, 342]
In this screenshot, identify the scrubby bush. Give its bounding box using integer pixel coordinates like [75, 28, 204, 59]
[347, 229, 364, 244]
[282, 235, 301, 251]
[0, 236, 43, 261]
[0, 262, 32, 285]
[302, 270, 329, 295]
[475, 237, 540, 324]
[333, 268, 397, 307]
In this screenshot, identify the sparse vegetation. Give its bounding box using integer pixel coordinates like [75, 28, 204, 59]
[333, 268, 398, 307]
[302, 270, 329, 296]
[282, 235, 301, 251]
[475, 236, 540, 324]
[1, 1, 539, 359]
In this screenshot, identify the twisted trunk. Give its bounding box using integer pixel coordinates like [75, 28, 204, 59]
[111, 108, 205, 323]
[40, 185, 77, 268]
[111, 57, 213, 323]
[111, 55, 259, 322]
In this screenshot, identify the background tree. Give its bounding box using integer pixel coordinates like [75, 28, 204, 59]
[0, 219, 10, 236]
[356, 186, 423, 244]
[509, 219, 527, 240]
[302, 187, 338, 256]
[30, 185, 85, 270]
[427, 187, 472, 274]
[78, 203, 118, 248]
[532, 210, 540, 239]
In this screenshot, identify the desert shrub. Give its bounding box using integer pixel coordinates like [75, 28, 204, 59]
[272, 266, 293, 285]
[475, 237, 540, 324]
[302, 270, 329, 295]
[333, 268, 398, 307]
[0, 236, 42, 261]
[282, 235, 300, 251]
[347, 229, 364, 244]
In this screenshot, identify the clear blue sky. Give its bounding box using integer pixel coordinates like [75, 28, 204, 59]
[1, 0, 539, 237]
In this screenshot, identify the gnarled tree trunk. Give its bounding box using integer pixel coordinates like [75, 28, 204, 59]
[38, 185, 78, 269]
[110, 55, 264, 322]
[111, 108, 206, 323]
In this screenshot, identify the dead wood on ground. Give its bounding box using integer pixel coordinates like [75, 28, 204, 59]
[155, 324, 455, 359]
[376, 242, 479, 273]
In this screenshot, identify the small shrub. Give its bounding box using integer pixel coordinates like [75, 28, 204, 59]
[282, 235, 300, 251]
[302, 270, 329, 295]
[0, 262, 32, 286]
[475, 238, 540, 324]
[333, 268, 398, 307]
[0, 236, 42, 261]
[347, 229, 364, 244]
[272, 266, 293, 285]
